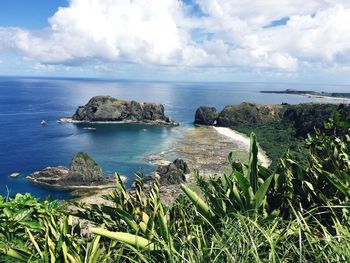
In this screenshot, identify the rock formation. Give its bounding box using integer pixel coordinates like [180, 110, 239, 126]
[28, 166, 70, 186]
[217, 102, 282, 127]
[70, 96, 178, 125]
[156, 159, 190, 185]
[194, 102, 282, 127]
[194, 106, 219, 125]
[194, 102, 347, 137]
[27, 152, 108, 188]
[66, 152, 103, 183]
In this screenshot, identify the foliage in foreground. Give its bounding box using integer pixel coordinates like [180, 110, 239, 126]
[1, 114, 350, 262]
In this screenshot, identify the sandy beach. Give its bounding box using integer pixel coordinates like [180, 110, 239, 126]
[213, 127, 271, 167]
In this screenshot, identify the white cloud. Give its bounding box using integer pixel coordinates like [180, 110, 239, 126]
[1, 0, 350, 79]
[0, 0, 197, 65]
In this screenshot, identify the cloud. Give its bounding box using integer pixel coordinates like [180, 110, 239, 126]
[1, 0, 350, 78]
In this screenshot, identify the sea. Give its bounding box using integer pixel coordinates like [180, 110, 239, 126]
[0, 77, 348, 199]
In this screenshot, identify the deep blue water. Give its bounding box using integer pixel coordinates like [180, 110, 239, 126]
[0, 77, 348, 199]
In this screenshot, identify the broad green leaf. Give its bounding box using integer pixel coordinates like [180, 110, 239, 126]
[90, 228, 155, 250]
[248, 132, 259, 193]
[254, 175, 273, 209]
[180, 184, 215, 221]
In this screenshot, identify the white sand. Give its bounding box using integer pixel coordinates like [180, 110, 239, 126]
[213, 127, 271, 167]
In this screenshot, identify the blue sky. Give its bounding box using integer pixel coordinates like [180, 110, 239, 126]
[0, 0, 350, 84]
[0, 0, 68, 29]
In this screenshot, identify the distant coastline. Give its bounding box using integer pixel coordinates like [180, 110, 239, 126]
[260, 89, 350, 103]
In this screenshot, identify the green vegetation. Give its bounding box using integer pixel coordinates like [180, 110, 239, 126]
[1, 113, 350, 262]
[234, 121, 307, 170]
[234, 103, 345, 170]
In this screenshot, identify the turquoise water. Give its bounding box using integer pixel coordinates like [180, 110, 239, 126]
[0, 77, 347, 199]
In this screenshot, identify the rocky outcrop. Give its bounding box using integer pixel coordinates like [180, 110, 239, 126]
[194, 102, 282, 128]
[194, 106, 219, 125]
[28, 167, 69, 185]
[66, 152, 103, 183]
[70, 96, 178, 125]
[194, 102, 348, 139]
[27, 152, 112, 189]
[156, 159, 190, 185]
[217, 102, 282, 127]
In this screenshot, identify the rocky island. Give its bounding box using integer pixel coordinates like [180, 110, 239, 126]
[60, 96, 178, 126]
[27, 152, 116, 189]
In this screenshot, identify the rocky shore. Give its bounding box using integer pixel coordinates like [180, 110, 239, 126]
[149, 125, 270, 179]
[60, 96, 178, 126]
[77, 159, 191, 206]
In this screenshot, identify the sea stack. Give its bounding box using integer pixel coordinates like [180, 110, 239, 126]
[27, 152, 107, 188]
[194, 106, 219, 125]
[66, 152, 103, 183]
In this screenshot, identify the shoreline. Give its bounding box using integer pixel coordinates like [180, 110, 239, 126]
[302, 93, 350, 104]
[58, 117, 179, 126]
[213, 127, 271, 167]
[27, 178, 117, 191]
[148, 125, 270, 179]
[78, 125, 266, 205]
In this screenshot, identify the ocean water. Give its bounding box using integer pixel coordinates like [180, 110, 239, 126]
[0, 77, 348, 199]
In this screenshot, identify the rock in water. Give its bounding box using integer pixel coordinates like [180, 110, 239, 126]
[28, 166, 70, 185]
[72, 96, 177, 125]
[156, 159, 190, 185]
[194, 106, 219, 125]
[9, 173, 20, 178]
[67, 152, 103, 183]
[27, 152, 105, 188]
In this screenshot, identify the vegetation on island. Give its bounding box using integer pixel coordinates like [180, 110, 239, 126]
[1, 110, 350, 262]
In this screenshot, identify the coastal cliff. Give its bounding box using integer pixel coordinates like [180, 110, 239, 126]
[68, 96, 178, 125]
[195, 102, 282, 126]
[217, 102, 282, 126]
[194, 102, 349, 169]
[194, 102, 345, 134]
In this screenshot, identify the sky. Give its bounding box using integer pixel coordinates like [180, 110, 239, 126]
[0, 0, 350, 84]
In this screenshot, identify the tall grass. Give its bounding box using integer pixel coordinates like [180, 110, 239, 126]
[1, 115, 350, 262]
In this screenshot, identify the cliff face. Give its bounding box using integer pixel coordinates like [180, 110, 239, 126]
[194, 102, 282, 127]
[217, 102, 282, 127]
[194, 102, 347, 136]
[72, 96, 175, 125]
[282, 104, 339, 137]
